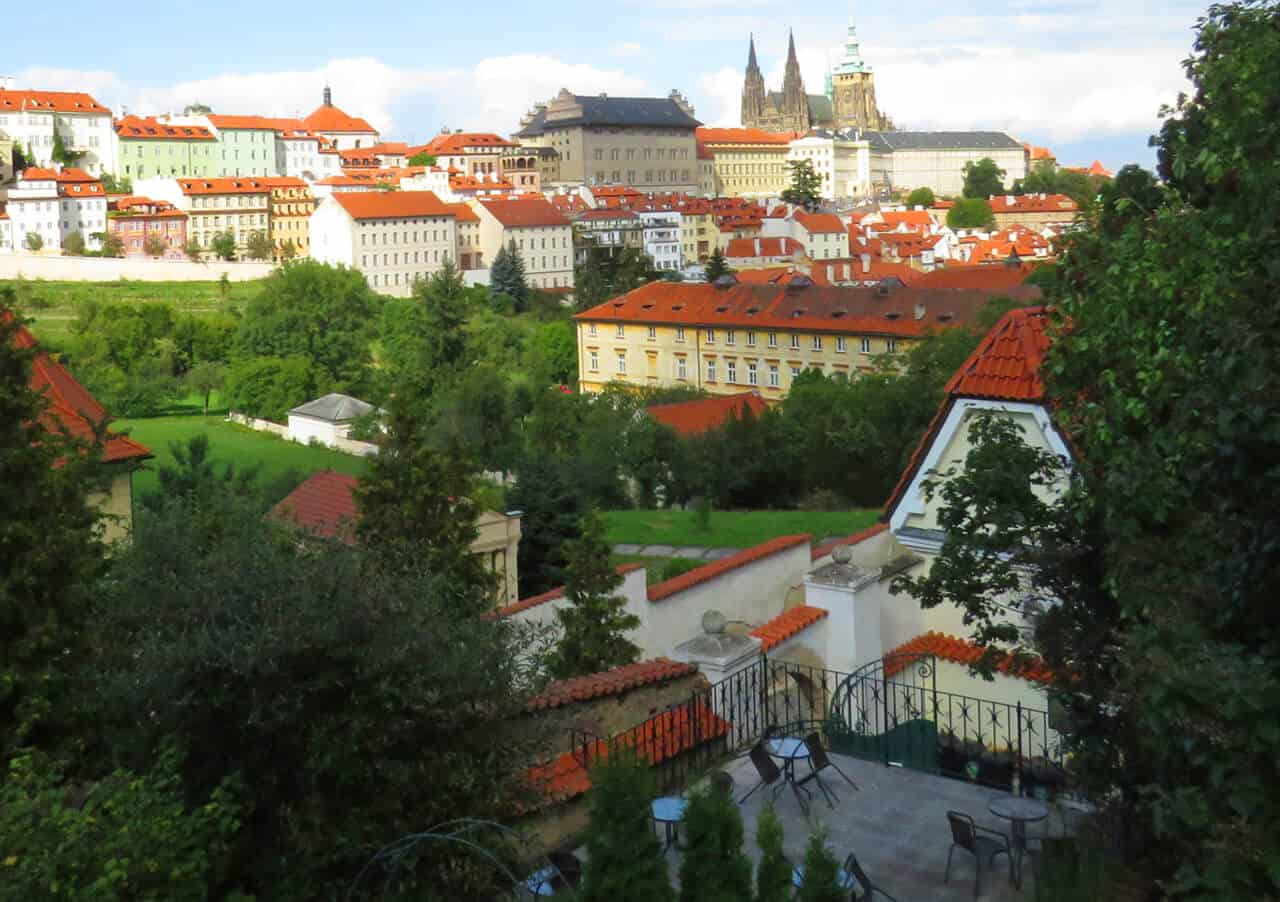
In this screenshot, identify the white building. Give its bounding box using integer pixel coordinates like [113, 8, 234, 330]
[637, 210, 682, 271]
[475, 198, 575, 291]
[287, 393, 379, 449]
[276, 129, 342, 181]
[301, 88, 380, 151]
[0, 85, 117, 177]
[310, 190, 459, 297]
[866, 131, 1028, 197]
[787, 130, 871, 200]
[136, 176, 269, 255]
[0, 167, 106, 252]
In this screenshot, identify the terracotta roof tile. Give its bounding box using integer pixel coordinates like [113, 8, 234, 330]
[303, 104, 377, 134]
[646, 392, 767, 436]
[422, 132, 518, 154]
[648, 535, 810, 602]
[987, 194, 1078, 215]
[0, 89, 108, 114]
[479, 197, 570, 228]
[331, 190, 453, 220]
[749, 605, 829, 651]
[176, 178, 270, 196]
[115, 115, 215, 140]
[528, 658, 697, 710]
[270, 470, 359, 543]
[912, 265, 1035, 291]
[879, 210, 935, 230]
[696, 127, 793, 146]
[724, 236, 802, 258]
[883, 631, 1053, 684]
[810, 522, 888, 561]
[793, 210, 846, 234]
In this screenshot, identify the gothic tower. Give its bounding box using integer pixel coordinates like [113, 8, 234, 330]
[779, 30, 811, 133]
[740, 33, 767, 128]
[829, 18, 893, 131]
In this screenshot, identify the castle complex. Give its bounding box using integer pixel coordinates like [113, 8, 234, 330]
[741, 20, 893, 134]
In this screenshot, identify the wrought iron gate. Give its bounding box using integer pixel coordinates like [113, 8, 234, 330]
[826, 652, 942, 771]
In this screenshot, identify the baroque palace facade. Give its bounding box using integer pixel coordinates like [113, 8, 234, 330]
[742, 21, 893, 134]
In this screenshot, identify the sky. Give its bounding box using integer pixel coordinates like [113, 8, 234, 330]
[8, 0, 1208, 172]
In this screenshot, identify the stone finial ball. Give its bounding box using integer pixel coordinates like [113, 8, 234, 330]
[702, 610, 727, 635]
[832, 544, 853, 564]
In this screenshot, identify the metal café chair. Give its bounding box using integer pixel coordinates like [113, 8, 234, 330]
[802, 731, 860, 806]
[738, 741, 809, 815]
[844, 851, 901, 901]
[945, 810, 1013, 899]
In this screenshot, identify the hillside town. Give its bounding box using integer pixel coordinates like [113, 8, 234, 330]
[3, 3, 1279, 901]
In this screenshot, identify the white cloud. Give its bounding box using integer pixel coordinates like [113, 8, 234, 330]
[18, 55, 651, 140]
[698, 67, 744, 127]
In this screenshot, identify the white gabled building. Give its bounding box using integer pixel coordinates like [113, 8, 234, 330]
[0, 166, 106, 252]
[0, 86, 118, 178]
[310, 190, 459, 297]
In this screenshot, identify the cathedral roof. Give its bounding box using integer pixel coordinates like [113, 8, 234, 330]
[766, 92, 833, 125]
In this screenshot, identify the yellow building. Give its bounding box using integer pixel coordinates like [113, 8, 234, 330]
[261, 176, 315, 260]
[678, 202, 716, 264]
[696, 127, 794, 198]
[574, 279, 1041, 400]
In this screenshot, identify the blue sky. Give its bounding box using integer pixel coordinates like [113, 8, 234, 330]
[10, 0, 1207, 171]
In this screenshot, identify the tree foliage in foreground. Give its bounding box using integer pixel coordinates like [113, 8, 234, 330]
[781, 158, 823, 211]
[677, 785, 754, 902]
[578, 753, 675, 902]
[896, 4, 1280, 896]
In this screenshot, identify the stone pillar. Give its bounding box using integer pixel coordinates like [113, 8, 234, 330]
[803, 545, 885, 674]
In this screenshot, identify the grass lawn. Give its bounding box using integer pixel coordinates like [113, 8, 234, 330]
[116, 414, 368, 498]
[602, 508, 881, 550]
[6, 278, 262, 347]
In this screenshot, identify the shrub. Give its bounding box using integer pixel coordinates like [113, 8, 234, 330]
[755, 803, 792, 902]
[796, 827, 846, 902]
[579, 753, 674, 902]
[677, 785, 753, 902]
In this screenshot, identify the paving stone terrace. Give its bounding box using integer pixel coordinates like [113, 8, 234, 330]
[675, 751, 1059, 901]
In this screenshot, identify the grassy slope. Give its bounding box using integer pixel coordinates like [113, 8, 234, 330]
[116, 414, 368, 497]
[602, 508, 881, 550]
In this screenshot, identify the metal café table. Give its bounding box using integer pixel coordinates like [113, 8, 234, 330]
[988, 795, 1049, 888]
[765, 736, 818, 805]
[651, 796, 689, 853]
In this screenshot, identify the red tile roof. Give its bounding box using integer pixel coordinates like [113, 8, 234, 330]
[987, 194, 1078, 215]
[449, 174, 514, 192]
[883, 307, 1050, 518]
[526, 699, 731, 804]
[528, 659, 696, 710]
[912, 265, 1035, 291]
[115, 115, 215, 140]
[646, 392, 768, 436]
[51, 168, 103, 197]
[0, 89, 108, 114]
[9, 318, 151, 464]
[271, 470, 359, 542]
[491, 563, 646, 619]
[331, 190, 453, 220]
[20, 167, 59, 181]
[696, 127, 794, 146]
[422, 132, 518, 154]
[883, 631, 1053, 684]
[1087, 160, 1111, 177]
[648, 535, 810, 603]
[879, 210, 935, 230]
[808, 259, 922, 287]
[206, 114, 285, 131]
[479, 197, 570, 228]
[446, 202, 480, 223]
[749, 605, 829, 651]
[794, 210, 845, 234]
[810, 522, 888, 561]
[176, 178, 271, 196]
[303, 104, 377, 134]
[573, 281, 1040, 338]
[723, 236, 802, 258]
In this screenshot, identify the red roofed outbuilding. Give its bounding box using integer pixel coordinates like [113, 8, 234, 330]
[646, 392, 769, 435]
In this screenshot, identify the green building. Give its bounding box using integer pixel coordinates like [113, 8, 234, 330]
[115, 115, 216, 180]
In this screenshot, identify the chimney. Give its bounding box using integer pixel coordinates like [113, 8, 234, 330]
[914, 302, 927, 321]
[754, 238, 761, 256]
[323, 85, 333, 107]
[860, 253, 870, 273]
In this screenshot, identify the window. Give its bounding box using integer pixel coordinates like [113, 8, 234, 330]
[726, 360, 736, 383]
[725, 329, 735, 346]
[860, 337, 871, 353]
[677, 357, 687, 379]
[615, 323, 625, 338]
[747, 362, 758, 386]
[647, 325, 656, 340]
[768, 364, 780, 388]
[617, 353, 627, 374]
[588, 323, 598, 337]
[747, 331, 756, 347]
[790, 366, 801, 380]
[836, 336, 846, 353]
[812, 335, 823, 351]
[790, 334, 800, 350]
[675, 326, 686, 342]
[886, 338, 897, 353]
[768, 331, 778, 348]
[706, 360, 716, 382]
[705, 329, 715, 344]
[589, 350, 599, 371]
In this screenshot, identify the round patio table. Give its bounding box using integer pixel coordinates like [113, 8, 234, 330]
[765, 737, 809, 777]
[651, 796, 689, 853]
[988, 795, 1049, 889]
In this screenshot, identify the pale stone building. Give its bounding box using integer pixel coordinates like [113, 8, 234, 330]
[136, 175, 270, 256]
[2, 167, 107, 252]
[0, 85, 117, 177]
[309, 190, 458, 297]
[867, 131, 1028, 197]
[787, 130, 871, 200]
[696, 127, 792, 198]
[515, 90, 701, 194]
[475, 197, 575, 291]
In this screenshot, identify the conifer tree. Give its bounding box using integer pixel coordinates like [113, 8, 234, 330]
[796, 828, 845, 902]
[704, 247, 733, 282]
[578, 753, 675, 902]
[678, 785, 754, 902]
[755, 803, 793, 902]
[781, 159, 823, 212]
[549, 509, 641, 678]
[489, 241, 529, 311]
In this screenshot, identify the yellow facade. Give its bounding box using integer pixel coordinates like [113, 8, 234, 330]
[705, 143, 790, 197]
[679, 211, 715, 264]
[576, 319, 913, 400]
[268, 182, 316, 260]
[88, 471, 137, 544]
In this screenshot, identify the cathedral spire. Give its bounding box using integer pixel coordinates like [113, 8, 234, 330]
[786, 29, 799, 71]
[747, 32, 760, 73]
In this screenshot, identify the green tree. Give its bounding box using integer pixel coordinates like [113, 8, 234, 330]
[93, 491, 549, 899]
[549, 510, 641, 677]
[222, 354, 316, 420]
[185, 360, 226, 416]
[234, 260, 377, 397]
[280, 238, 298, 260]
[61, 230, 86, 256]
[507, 452, 587, 596]
[407, 151, 437, 166]
[755, 803, 792, 902]
[781, 158, 823, 211]
[490, 242, 530, 310]
[796, 828, 845, 902]
[244, 229, 273, 261]
[23, 232, 43, 252]
[99, 172, 132, 195]
[961, 157, 1006, 198]
[0, 304, 107, 755]
[529, 319, 577, 385]
[906, 186, 936, 207]
[101, 231, 125, 257]
[50, 128, 82, 166]
[386, 259, 470, 399]
[578, 753, 675, 902]
[574, 252, 611, 311]
[946, 197, 996, 230]
[142, 232, 166, 258]
[704, 246, 733, 282]
[184, 239, 203, 262]
[677, 785, 754, 902]
[147, 434, 258, 510]
[1097, 164, 1165, 238]
[210, 231, 236, 260]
